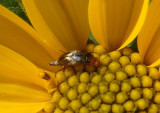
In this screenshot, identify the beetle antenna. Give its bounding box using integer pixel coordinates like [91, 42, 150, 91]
[101, 55, 109, 61]
[59, 50, 66, 53]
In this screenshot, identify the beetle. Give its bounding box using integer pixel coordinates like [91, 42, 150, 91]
[49, 50, 99, 67]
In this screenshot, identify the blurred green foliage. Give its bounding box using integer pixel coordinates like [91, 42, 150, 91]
[88, 32, 99, 45]
[0, 0, 30, 23]
[127, 38, 138, 52]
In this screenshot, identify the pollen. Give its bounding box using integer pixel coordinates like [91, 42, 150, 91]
[42, 44, 160, 113]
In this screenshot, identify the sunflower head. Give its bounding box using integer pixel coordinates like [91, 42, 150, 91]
[40, 44, 160, 113]
[1, 0, 160, 113]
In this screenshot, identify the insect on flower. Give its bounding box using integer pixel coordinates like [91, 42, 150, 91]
[49, 50, 99, 67]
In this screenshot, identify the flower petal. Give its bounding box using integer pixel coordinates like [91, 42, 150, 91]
[22, 0, 90, 51]
[89, 0, 149, 52]
[0, 102, 47, 113]
[138, 0, 160, 67]
[0, 83, 50, 102]
[0, 5, 61, 71]
[0, 45, 51, 102]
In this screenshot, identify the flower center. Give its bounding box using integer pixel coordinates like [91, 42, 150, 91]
[42, 44, 160, 113]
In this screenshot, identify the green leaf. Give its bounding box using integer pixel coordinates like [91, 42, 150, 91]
[0, 0, 30, 24]
[127, 38, 138, 52]
[88, 32, 99, 45]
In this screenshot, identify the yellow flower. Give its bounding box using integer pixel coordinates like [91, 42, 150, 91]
[89, 0, 160, 67]
[0, 0, 160, 113]
[0, 0, 90, 113]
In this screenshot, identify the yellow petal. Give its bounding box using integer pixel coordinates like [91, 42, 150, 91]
[0, 102, 47, 113]
[0, 45, 51, 102]
[0, 83, 50, 102]
[22, 0, 90, 51]
[0, 44, 48, 89]
[89, 0, 149, 52]
[0, 5, 61, 72]
[138, 0, 160, 67]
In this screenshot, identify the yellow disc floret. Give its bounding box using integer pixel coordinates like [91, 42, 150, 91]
[141, 75, 153, 88]
[44, 102, 56, 113]
[99, 82, 108, 94]
[142, 88, 153, 100]
[148, 103, 158, 113]
[102, 92, 115, 104]
[99, 104, 111, 112]
[94, 45, 106, 54]
[121, 81, 131, 92]
[121, 47, 133, 56]
[104, 72, 115, 83]
[70, 100, 82, 112]
[116, 92, 128, 104]
[130, 77, 141, 88]
[68, 75, 79, 87]
[80, 72, 90, 83]
[89, 99, 101, 110]
[67, 89, 78, 100]
[116, 71, 127, 81]
[137, 64, 147, 75]
[109, 50, 121, 60]
[56, 70, 66, 83]
[64, 110, 74, 113]
[64, 67, 75, 77]
[130, 89, 141, 101]
[112, 104, 124, 113]
[52, 91, 62, 103]
[58, 97, 69, 110]
[91, 74, 102, 85]
[78, 83, 87, 94]
[130, 52, 142, 64]
[54, 108, 64, 113]
[79, 106, 89, 113]
[86, 43, 96, 52]
[108, 61, 121, 72]
[109, 82, 120, 93]
[124, 64, 136, 77]
[59, 82, 70, 94]
[153, 93, 160, 104]
[119, 56, 130, 67]
[97, 66, 107, 75]
[153, 80, 160, 91]
[136, 98, 148, 110]
[100, 54, 111, 65]
[149, 67, 160, 79]
[81, 93, 92, 104]
[123, 100, 135, 112]
[88, 84, 99, 97]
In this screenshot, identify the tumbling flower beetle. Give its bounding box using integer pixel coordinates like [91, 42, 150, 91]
[49, 50, 99, 67]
